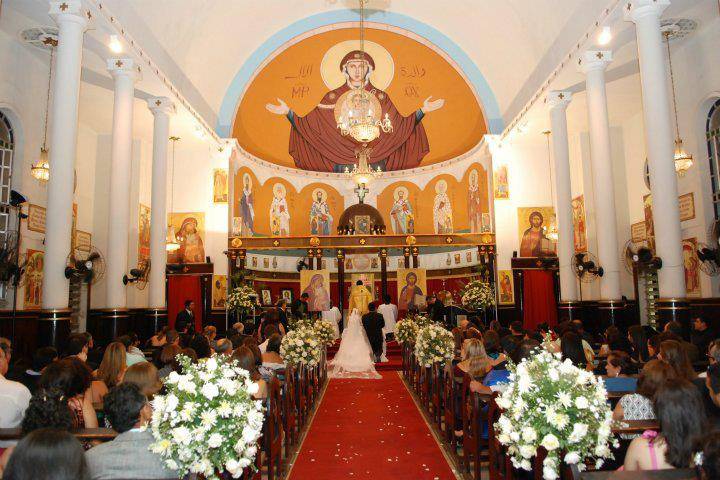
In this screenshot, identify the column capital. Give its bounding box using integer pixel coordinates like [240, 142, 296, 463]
[577, 50, 613, 74]
[49, 1, 90, 28]
[623, 0, 670, 23]
[147, 97, 176, 116]
[106, 58, 141, 82]
[546, 91, 572, 110]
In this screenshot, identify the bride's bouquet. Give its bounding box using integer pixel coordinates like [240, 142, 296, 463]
[495, 349, 618, 479]
[149, 355, 264, 479]
[280, 326, 322, 367]
[414, 324, 454, 367]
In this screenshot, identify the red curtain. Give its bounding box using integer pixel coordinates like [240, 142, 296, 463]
[168, 275, 203, 332]
[522, 270, 557, 331]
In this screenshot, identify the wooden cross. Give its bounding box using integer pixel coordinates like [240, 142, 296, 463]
[558, 92, 565, 99]
[115, 60, 123, 68]
[59, 2, 68, 11]
[596, 52, 604, 59]
[155, 100, 162, 106]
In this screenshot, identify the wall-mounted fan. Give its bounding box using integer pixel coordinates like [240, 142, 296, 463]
[623, 240, 662, 274]
[572, 251, 604, 283]
[123, 260, 150, 290]
[64, 246, 105, 284]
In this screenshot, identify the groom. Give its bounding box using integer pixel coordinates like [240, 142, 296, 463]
[362, 302, 385, 363]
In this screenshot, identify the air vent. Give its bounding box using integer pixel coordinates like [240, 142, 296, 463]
[19, 26, 59, 50]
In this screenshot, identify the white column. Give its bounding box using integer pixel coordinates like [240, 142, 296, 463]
[105, 58, 140, 308]
[547, 91, 578, 302]
[42, 1, 88, 310]
[625, 0, 685, 299]
[147, 98, 175, 308]
[578, 50, 622, 301]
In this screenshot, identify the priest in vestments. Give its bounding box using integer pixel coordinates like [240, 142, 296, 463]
[348, 280, 373, 316]
[266, 50, 444, 172]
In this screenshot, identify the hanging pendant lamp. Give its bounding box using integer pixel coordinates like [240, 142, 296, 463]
[31, 43, 55, 182]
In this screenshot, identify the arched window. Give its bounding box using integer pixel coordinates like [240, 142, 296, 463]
[707, 99, 720, 220]
[0, 111, 14, 301]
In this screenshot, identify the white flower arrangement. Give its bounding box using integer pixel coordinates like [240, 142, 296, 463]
[313, 319, 336, 346]
[494, 349, 619, 479]
[149, 355, 264, 479]
[414, 323, 454, 367]
[407, 313, 432, 328]
[280, 326, 322, 367]
[227, 285, 257, 313]
[460, 280, 496, 311]
[396, 318, 420, 344]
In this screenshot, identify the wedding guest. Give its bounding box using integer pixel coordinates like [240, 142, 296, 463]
[599, 325, 633, 356]
[148, 327, 168, 348]
[623, 379, 706, 470]
[457, 338, 492, 380]
[180, 348, 198, 364]
[203, 325, 218, 351]
[483, 330, 503, 362]
[500, 321, 525, 354]
[628, 325, 650, 363]
[561, 331, 593, 371]
[0, 345, 31, 449]
[691, 317, 715, 358]
[0, 387, 73, 476]
[20, 346, 58, 394]
[275, 299, 289, 332]
[122, 362, 163, 401]
[613, 359, 676, 423]
[90, 342, 127, 404]
[85, 383, 177, 479]
[232, 347, 267, 400]
[261, 334, 285, 378]
[663, 321, 700, 362]
[647, 335, 661, 361]
[157, 344, 182, 380]
[604, 350, 638, 392]
[489, 320, 510, 339]
[259, 324, 279, 353]
[117, 333, 146, 366]
[189, 334, 211, 359]
[697, 431, 720, 480]
[39, 358, 98, 434]
[215, 338, 234, 357]
[2, 429, 89, 480]
[659, 339, 696, 381]
[64, 333, 90, 362]
[231, 322, 245, 336]
[572, 319, 594, 346]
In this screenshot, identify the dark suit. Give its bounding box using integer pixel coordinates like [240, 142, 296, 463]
[175, 309, 194, 333]
[362, 312, 385, 362]
[291, 299, 308, 319]
[278, 308, 289, 332]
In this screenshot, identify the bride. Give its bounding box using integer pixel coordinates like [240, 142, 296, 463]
[328, 308, 381, 379]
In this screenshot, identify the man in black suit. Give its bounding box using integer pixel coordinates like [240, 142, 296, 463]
[276, 299, 289, 332]
[175, 300, 195, 334]
[362, 302, 385, 363]
[291, 293, 309, 319]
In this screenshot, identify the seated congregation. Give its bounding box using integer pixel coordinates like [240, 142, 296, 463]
[0, 307, 323, 480]
[402, 315, 720, 479]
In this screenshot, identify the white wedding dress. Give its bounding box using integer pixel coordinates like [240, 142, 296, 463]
[328, 309, 381, 379]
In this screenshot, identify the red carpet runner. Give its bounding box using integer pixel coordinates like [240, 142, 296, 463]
[288, 373, 457, 480]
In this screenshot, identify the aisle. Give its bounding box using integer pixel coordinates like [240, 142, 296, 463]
[288, 372, 458, 480]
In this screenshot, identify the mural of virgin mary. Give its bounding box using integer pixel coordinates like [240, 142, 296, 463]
[266, 47, 444, 172]
[177, 217, 205, 263]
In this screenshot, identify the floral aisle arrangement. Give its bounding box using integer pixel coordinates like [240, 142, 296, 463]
[494, 349, 619, 479]
[313, 319, 336, 347]
[395, 318, 420, 344]
[460, 280, 496, 311]
[407, 312, 432, 328]
[280, 326, 323, 367]
[414, 323, 454, 367]
[149, 355, 264, 479]
[288, 315, 313, 330]
[227, 284, 257, 314]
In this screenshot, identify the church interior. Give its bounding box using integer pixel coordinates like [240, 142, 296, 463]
[1, 0, 720, 479]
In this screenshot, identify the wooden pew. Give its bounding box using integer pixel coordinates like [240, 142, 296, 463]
[0, 427, 117, 442]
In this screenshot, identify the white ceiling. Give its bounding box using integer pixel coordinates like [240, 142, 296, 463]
[2, 0, 715, 148]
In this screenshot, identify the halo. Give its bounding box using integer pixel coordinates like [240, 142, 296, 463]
[393, 186, 409, 201]
[320, 39, 394, 91]
[435, 179, 448, 194]
[311, 188, 327, 201]
[273, 183, 286, 198]
[242, 173, 252, 188]
[469, 169, 478, 182]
